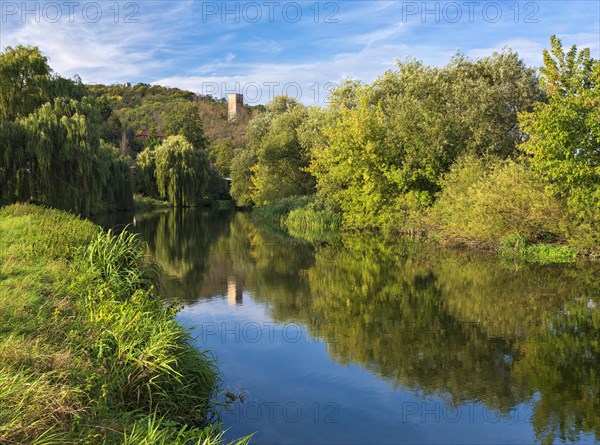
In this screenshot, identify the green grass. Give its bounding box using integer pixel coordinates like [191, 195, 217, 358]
[0, 203, 250, 444]
[499, 234, 578, 265]
[283, 204, 341, 244]
[251, 196, 313, 227]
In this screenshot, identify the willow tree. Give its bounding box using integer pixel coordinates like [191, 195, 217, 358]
[18, 97, 107, 214]
[154, 135, 209, 206]
[0, 120, 29, 203]
[99, 140, 134, 211]
[0, 45, 133, 214]
[0, 45, 51, 121]
[136, 146, 159, 198]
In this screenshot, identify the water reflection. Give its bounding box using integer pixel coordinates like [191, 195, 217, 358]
[99, 209, 600, 444]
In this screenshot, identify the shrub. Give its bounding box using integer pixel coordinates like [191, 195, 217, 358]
[428, 155, 567, 247]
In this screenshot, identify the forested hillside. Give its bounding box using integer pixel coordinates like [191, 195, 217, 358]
[88, 83, 260, 176]
[0, 45, 258, 213]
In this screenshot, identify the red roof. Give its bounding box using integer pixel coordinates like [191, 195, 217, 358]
[135, 130, 164, 141]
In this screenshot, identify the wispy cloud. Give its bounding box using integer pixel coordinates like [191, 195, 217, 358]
[153, 42, 456, 105]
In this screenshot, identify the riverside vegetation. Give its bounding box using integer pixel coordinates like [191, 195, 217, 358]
[0, 204, 250, 444]
[229, 37, 599, 261]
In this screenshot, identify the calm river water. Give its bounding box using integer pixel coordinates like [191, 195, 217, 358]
[96, 208, 600, 445]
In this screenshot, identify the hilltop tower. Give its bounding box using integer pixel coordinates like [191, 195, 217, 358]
[227, 93, 243, 122]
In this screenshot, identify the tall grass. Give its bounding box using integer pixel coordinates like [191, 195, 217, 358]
[0, 203, 248, 444]
[83, 228, 160, 297]
[283, 204, 341, 244]
[499, 234, 577, 265]
[250, 196, 342, 244]
[251, 195, 312, 227]
[133, 194, 173, 212]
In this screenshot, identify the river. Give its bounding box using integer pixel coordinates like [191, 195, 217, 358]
[95, 208, 600, 445]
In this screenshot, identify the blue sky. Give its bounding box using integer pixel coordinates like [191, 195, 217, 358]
[1, 1, 598, 104]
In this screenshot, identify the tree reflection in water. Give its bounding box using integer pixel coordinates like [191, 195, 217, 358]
[131, 209, 600, 445]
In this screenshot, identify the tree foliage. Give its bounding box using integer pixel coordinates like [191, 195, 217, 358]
[308, 52, 541, 230]
[428, 155, 566, 246]
[136, 146, 158, 198]
[230, 96, 316, 206]
[161, 102, 207, 150]
[0, 45, 133, 214]
[229, 145, 258, 207]
[151, 136, 209, 207]
[0, 45, 51, 121]
[519, 36, 600, 250]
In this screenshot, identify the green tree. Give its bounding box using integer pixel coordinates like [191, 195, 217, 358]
[209, 140, 236, 177]
[0, 97, 132, 214]
[251, 98, 315, 205]
[136, 146, 159, 198]
[0, 46, 133, 214]
[98, 140, 134, 211]
[229, 145, 258, 207]
[229, 96, 315, 207]
[0, 45, 51, 121]
[310, 52, 541, 230]
[154, 135, 209, 206]
[519, 36, 600, 251]
[17, 97, 122, 215]
[161, 102, 207, 150]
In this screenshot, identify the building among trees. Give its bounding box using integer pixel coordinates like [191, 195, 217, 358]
[227, 93, 243, 122]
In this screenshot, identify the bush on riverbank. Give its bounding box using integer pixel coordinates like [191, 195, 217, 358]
[134, 194, 173, 212]
[425, 156, 568, 247]
[0, 204, 247, 444]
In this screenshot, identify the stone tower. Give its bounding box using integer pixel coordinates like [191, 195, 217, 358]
[227, 93, 243, 122]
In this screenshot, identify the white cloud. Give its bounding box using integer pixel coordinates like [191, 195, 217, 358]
[0, 1, 192, 83]
[1, 0, 596, 102]
[467, 32, 600, 69]
[467, 38, 547, 66]
[153, 43, 454, 105]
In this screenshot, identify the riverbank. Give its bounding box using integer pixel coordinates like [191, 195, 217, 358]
[134, 194, 236, 213]
[0, 204, 247, 444]
[251, 197, 591, 264]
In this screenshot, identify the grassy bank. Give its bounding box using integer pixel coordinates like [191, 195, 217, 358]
[0, 204, 248, 444]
